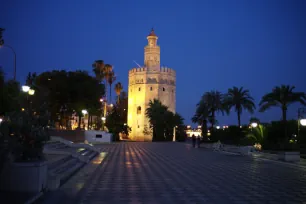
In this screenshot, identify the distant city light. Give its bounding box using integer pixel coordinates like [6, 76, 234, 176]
[216, 126, 220, 129]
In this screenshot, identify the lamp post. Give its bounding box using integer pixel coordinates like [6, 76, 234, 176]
[22, 85, 35, 114]
[1, 44, 16, 80]
[101, 117, 106, 131]
[298, 108, 306, 139]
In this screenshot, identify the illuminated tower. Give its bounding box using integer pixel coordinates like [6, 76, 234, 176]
[128, 29, 176, 141]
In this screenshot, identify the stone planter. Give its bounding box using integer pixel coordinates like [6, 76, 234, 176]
[278, 152, 300, 162]
[0, 161, 47, 193]
[239, 146, 254, 155]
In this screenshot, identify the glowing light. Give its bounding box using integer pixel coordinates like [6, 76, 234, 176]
[28, 89, 35, 95]
[251, 122, 258, 128]
[0, 118, 3, 123]
[198, 125, 201, 129]
[124, 123, 127, 126]
[216, 126, 220, 129]
[187, 125, 191, 129]
[110, 104, 113, 107]
[100, 98, 103, 102]
[101, 117, 106, 121]
[82, 109, 88, 115]
[21, 108, 25, 111]
[300, 119, 306, 126]
[22, 85, 30, 92]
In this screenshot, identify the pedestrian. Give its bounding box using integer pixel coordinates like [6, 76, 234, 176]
[192, 134, 196, 147]
[197, 136, 201, 148]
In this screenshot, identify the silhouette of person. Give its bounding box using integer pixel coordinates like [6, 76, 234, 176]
[192, 134, 196, 147]
[197, 136, 201, 148]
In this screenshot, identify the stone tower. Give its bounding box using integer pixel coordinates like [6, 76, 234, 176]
[128, 29, 176, 141]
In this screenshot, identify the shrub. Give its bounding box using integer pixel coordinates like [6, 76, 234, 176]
[240, 135, 257, 146]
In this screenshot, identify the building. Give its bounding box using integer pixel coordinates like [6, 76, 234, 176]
[128, 29, 176, 141]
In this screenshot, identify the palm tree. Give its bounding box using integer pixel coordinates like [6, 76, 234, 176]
[145, 99, 168, 141]
[115, 82, 123, 104]
[26, 72, 37, 86]
[192, 100, 209, 137]
[0, 28, 4, 46]
[224, 86, 256, 127]
[102, 64, 113, 102]
[203, 90, 227, 130]
[107, 70, 116, 103]
[92, 60, 105, 82]
[259, 85, 306, 122]
[92, 61, 113, 117]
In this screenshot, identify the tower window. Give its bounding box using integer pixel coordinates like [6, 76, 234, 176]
[137, 106, 141, 114]
[163, 87, 165, 91]
[150, 87, 153, 91]
[139, 87, 141, 91]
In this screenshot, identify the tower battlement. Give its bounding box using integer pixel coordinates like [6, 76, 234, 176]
[128, 66, 176, 75]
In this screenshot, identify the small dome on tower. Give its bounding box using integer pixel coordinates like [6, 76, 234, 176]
[148, 28, 157, 37]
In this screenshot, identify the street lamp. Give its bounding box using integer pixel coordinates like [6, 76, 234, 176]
[22, 85, 30, 92]
[28, 89, 35, 95]
[216, 126, 220, 129]
[300, 119, 306, 126]
[251, 122, 258, 128]
[298, 108, 306, 138]
[0, 118, 3, 124]
[82, 109, 88, 115]
[0, 44, 17, 80]
[101, 117, 106, 131]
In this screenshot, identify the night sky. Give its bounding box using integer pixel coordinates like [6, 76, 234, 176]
[1, 0, 305, 126]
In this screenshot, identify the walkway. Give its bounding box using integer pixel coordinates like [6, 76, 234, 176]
[72, 142, 306, 203]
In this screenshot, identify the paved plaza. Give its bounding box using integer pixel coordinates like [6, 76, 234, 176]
[66, 142, 306, 204]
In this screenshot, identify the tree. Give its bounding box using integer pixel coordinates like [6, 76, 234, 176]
[202, 91, 227, 130]
[92, 61, 113, 117]
[0, 28, 4, 46]
[92, 60, 105, 82]
[145, 99, 184, 141]
[146, 99, 168, 141]
[26, 72, 37, 86]
[259, 85, 306, 122]
[0, 69, 21, 115]
[33, 70, 104, 128]
[246, 124, 267, 145]
[105, 105, 131, 141]
[107, 70, 116, 103]
[192, 100, 209, 139]
[115, 82, 123, 104]
[224, 86, 256, 127]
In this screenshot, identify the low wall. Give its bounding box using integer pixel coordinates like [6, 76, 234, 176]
[47, 129, 85, 143]
[85, 131, 112, 143]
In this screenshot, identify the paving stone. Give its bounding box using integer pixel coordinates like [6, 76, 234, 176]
[76, 142, 306, 203]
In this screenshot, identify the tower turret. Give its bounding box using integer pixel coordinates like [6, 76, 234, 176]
[144, 28, 160, 70]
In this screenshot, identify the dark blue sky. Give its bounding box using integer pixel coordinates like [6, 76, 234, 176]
[1, 0, 305, 126]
